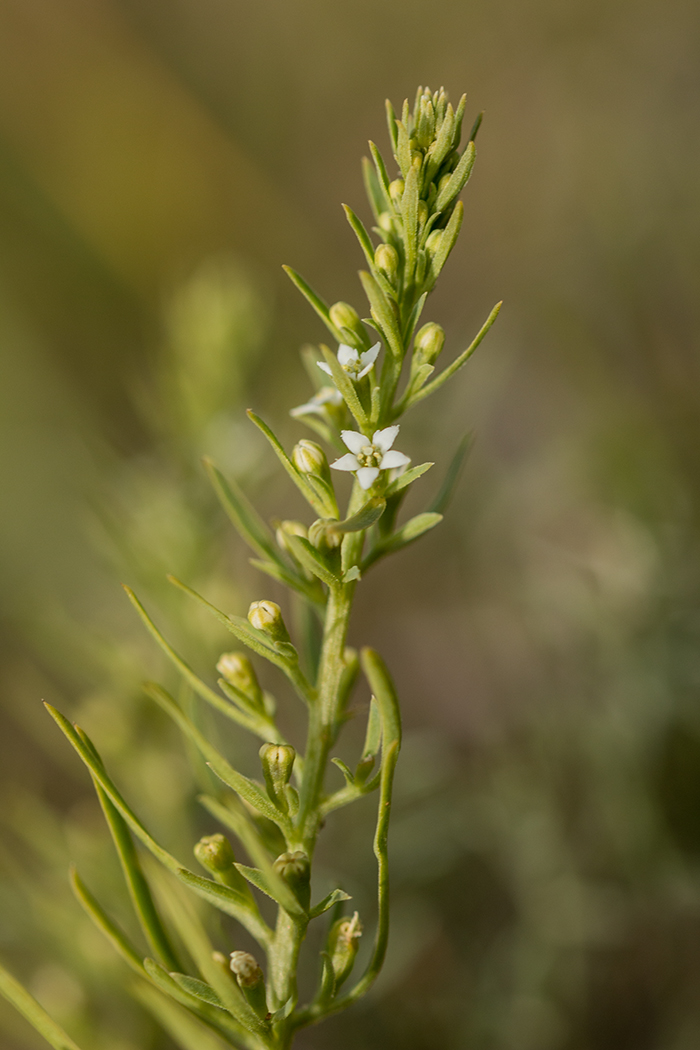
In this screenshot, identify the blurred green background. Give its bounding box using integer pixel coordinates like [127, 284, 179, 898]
[2, 1, 700, 1048]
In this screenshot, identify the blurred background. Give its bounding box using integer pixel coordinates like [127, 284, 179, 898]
[1, 1, 700, 1048]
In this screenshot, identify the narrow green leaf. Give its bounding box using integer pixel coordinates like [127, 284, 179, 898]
[247, 410, 330, 517]
[306, 472, 340, 519]
[175, 869, 271, 947]
[203, 458, 279, 564]
[425, 105, 455, 184]
[282, 265, 343, 342]
[384, 462, 433, 497]
[468, 109, 483, 143]
[410, 302, 502, 405]
[234, 864, 305, 918]
[425, 201, 463, 289]
[69, 866, 145, 975]
[170, 974, 225, 1011]
[331, 757, 355, 786]
[286, 535, 339, 588]
[144, 683, 291, 834]
[166, 575, 314, 705]
[362, 512, 443, 569]
[402, 291, 428, 344]
[385, 99, 399, 155]
[0, 961, 84, 1050]
[395, 118, 411, 177]
[318, 344, 368, 432]
[435, 140, 476, 213]
[361, 697, 382, 765]
[309, 888, 352, 920]
[360, 649, 402, 751]
[92, 779, 180, 971]
[369, 141, 391, 199]
[362, 156, 385, 222]
[342, 204, 375, 270]
[401, 156, 421, 284]
[334, 497, 386, 532]
[453, 94, 468, 147]
[122, 586, 263, 735]
[358, 271, 402, 359]
[429, 433, 473, 515]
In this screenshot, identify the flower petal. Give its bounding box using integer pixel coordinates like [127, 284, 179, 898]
[341, 430, 368, 454]
[316, 386, 343, 405]
[337, 344, 359, 367]
[380, 450, 411, 470]
[359, 342, 380, 368]
[356, 467, 380, 489]
[372, 425, 400, 452]
[331, 453, 360, 472]
[317, 362, 333, 376]
[290, 402, 322, 417]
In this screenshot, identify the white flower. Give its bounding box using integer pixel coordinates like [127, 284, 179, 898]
[290, 386, 343, 418]
[318, 342, 380, 382]
[331, 426, 410, 490]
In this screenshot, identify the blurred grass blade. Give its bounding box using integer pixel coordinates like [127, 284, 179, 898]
[429, 433, 473, 514]
[410, 302, 501, 405]
[0, 960, 84, 1050]
[69, 866, 145, 975]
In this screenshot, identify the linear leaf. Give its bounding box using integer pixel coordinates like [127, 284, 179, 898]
[175, 869, 271, 947]
[360, 649, 402, 751]
[203, 458, 279, 563]
[342, 204, 375, 270]
[358, 271, 402, 358]
[170, 974, 225, 1011]
[282, 266, 343, 342]
[309, 888, 352, 920]
[429, 433, 473, 515]
[123, 586, 264, 735]
[384, 463, 433, 497]
[362, 512, 443, 569]
[369, 141, 391, 199]
[247, 410, 330, 516]
[234, 864, 305, 918]
[69, 866, 145, 975]
[0, 961, 84, 1050]
[138, 964, 252, 1049]
[286, 535, 340, 588]
[435, 140, 476, 212]
[334, 497, 386, 532]
[425, 201, 463, 290]
[362, 155, 385, 221]
[410, 302, 502, 405]
[401, 156, 421, 284]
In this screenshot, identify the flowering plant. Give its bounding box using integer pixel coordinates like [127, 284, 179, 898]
[0, 86, 499, 1050]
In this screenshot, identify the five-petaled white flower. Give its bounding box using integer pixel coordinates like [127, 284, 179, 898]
[331, 426, 410, 490]
[290, 386, 343, 418]
[318, 342, 380, 382]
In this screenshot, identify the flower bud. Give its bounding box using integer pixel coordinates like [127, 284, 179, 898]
[388, 178, 404, 202]
[438, 172, 452, 195]
[194, 834, 251, 895]
[230, 951, 268, 1018]
[308, 518, 342, 552]
[413, 322, 445, 365]
[329, 301, 367, 347]
[248, 600, 289, 642]
[417, 200, 429, 228]
[378, 211, 394, 234]
[327, 912, 362, 989]
[275, 520, 308, 554]
[425, 229, 443, 258]
[374, 243, 399, 284]
[273, 850, 311, 910]
[260, 743, 296, 810]
[292, 439, 329, 478]
[216, 651, 263, 709]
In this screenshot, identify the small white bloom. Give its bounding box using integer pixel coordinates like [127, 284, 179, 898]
[331, 425, 410, 490]
[290, 386, 343, 418]
[318, 342, 380, 382]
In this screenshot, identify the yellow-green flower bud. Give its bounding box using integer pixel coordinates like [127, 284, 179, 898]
[378, 211, 394, 234]
[216, 651, 262, 702]
[438, 172, 452, 195]
[230, 951, 268, 1018]
[388, 178, 404, 202]
[260, 742, 296, 811]
[273, 850, 311, 910]
[414, 322, 445, 365]
[417, 200, 429, 228]
[425, 229, 443, 257]
[308, 518, 342, 551]
[248, 600, 288, 642]
[194, 834, 250, 895]
[374, 243, 399, 284]
[292, 439, 329, 478]
[275, 520, 308, 554]
[327, 912, 362, 989]
[329, 301, 366, 347]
